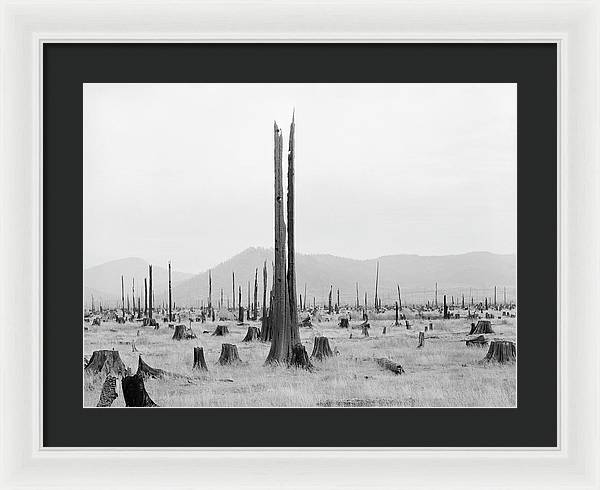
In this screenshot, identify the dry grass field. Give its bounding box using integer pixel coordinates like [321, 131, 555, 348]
[83, 309, 516, 408]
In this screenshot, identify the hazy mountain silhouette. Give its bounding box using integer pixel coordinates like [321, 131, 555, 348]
[84, 257, 193, 304]
[169, 247, 516, 307]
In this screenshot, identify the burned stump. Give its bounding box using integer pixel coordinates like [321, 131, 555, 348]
[289, 343, 314, 370]
[218, 343, 242, 365]
[96, 375, 118, 407]
[469, 320, 494, 335]
[211, 324, 230, 336]
[483, 340, 516, 363]
[193, 346, 208, 371]
[85, 350, 128, 377]
[417, 331, 425, 348]
[338, 318, 349, 329]
[172, 324, 197, 340]
[121, 373, 157, 407]
[311, 336, 333, 361]
[375, 357, 405, 375]
[136, 355, 167, 379]
[242, 326, 260, 342]
[466, 335, 489, 347]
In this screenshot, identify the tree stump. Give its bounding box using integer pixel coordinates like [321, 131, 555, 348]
[417, 331, 425, 348]
[193, 346, 208, 371]
[405, 320, 411, 330]
[360, 321, 370, 337]
[338, 318, 349, 328]
[469, 320, 494, 335]
[84, 350, 128, 376]
[96, 375, 118, 407]
[211, 324, 230, 336]
[121, 373, 157, 407]
[375, 357, 405, 374]
[172, 324, 196, 340]
[466, 335, 489, 347]
[136, 355, 166, 379]
[116, 316, 125, 324]
[289, 343, 313, 370]
[242, 326, 260, 342]
[483, 340, 516, 363]
[429, 322, 433, 331]
[218, 343, 242, 365]
[311, 336, 333, 361]
[92, 317, 101, 326]
[143, 317, 159, 328]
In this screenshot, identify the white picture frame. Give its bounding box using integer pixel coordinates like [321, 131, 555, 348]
[1, 0, 598, 488]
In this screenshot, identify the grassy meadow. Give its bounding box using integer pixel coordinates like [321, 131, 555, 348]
[83, 308, 516, 408]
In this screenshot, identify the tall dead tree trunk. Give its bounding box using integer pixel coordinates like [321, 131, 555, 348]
[356, 282, 359, 309]
[121, 275, 125, 319]
[253, 268, 258, 320]
[328, 286, 333, 314]
[168, 261, 172, 322]
[148, 265, 153, 320]
[232, 271, 235, 310]
[261, 261, 269, 339]
[208, 269, 212, 316]
[374, 261, 379, 311]
[144, 278, 148, 318]
[395, 301, 399, 325]
[443, 294, 449, 319]
[397, 284, 402, 310]
[247, 280, 251, 321]
[266, 121, 291, 365]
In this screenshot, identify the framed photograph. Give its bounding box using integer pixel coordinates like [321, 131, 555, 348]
[1, 1, 599, 489]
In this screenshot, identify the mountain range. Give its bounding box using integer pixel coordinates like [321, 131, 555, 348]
[84, 248, 516, 308]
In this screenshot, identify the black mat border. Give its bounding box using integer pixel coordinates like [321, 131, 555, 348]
[43, 43, 557, 447]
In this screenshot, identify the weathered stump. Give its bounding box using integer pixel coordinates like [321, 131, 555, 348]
[136, 355, 166, 379]
[466, 335, 489, 347]
[417, 331, 425, 348]
[96, 375, 118, 407]
[469, 320, 494, 335]
[311, 336, 333, 361]
[242, 326, 260, 342]
[218, 343, 242, 365]
[172, 324, 196, 340]
[85, 350, 128, 376]
[375, 357, 405, 374]
[193, 346, 208, 371]
[289, 343, 313, 370]
[483, 340, 516, 363]
[121, 374, 157, 407]
[211, 324, 230, 336]
[338, 318, 349, 329]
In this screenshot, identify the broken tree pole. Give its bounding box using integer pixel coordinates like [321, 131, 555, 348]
[443, 294, 449, 319]
[238, 286, 243, 322]
[208, 269, 212, 316]
[328, 285, 333, 314]
[148, 265, 153, 319]
[121, 275, 125, 319]
[374, 261, 379, 311]
[397, 284, 402, 310]
[232, 271, 235, 310]
[168, 261, 172, 322]
[261, 261, 270, 339]
[356, 282, 359, 309]
[435, 282, 438, 307]
[395, 301, 399, 325]
[253, 268, 258, 320]
[144, 278, 148, 318]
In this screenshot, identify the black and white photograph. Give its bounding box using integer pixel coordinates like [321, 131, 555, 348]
[83, 82, 517, 408]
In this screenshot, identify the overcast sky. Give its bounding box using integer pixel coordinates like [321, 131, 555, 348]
[84, 83, 516, 273]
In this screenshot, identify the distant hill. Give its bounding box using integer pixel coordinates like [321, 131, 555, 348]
[84, 257, 193, 306]
[170, 247, 516, 307]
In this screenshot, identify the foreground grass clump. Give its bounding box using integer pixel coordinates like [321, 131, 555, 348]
[83, 314, 516, 408]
